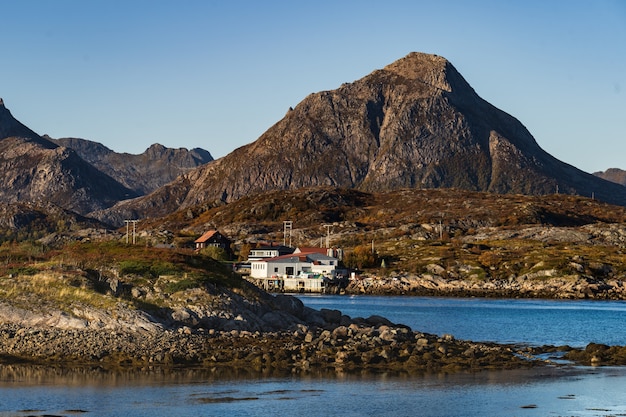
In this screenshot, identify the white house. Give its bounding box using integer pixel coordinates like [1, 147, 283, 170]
[250, 251, 337, 278]
[248, 248, 340, 293]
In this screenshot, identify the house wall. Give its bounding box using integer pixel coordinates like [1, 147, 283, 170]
[250, 262, 269, 278]
[250, 260, 308, 278]
[250, 249, 279, 258]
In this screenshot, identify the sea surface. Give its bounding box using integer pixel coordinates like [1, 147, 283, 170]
[298, 295, 626, 347]
[3, 295, 626, 417]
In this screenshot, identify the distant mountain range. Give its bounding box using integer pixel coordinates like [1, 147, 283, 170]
[51, 137, 212, 195]
[0, 98, 211, 223]
[593, 168, 626, 186]
[1, 52, 625, 230]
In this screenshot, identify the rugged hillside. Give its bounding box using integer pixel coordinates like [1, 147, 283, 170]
[52, 137, 213, 195]
[155, 186, 626, 245]
[0, 100, 137, 215]
[95, 52, 626, 225]
[0, 201, 108, 243]
[594, 168, 626, 186]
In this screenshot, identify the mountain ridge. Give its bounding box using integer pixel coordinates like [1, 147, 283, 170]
[0, 99, 211, 219]
[594, 168, 626, 186]
[51, 137, 213, 195]
[93, 52, 626, 226]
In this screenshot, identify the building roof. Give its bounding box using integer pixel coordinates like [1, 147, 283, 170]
[252, 244, 294, 252]
[195, 230, 220, 243]
[253, 251, 337, 264]
[304, 252, 337, 262]
[294, 247, 328, 255]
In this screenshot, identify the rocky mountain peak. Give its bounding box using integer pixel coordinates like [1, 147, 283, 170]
[144, 143, 168, 157]
[382, 52, 474, 95]
[93, 51, 626, 225]
[0, 101, 138, 216]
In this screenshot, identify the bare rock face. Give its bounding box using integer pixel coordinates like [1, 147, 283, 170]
[0, 100, 211, 220]
[96, 52, 626, 224]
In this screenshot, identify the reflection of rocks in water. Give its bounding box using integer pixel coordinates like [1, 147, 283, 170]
[0, 364, 288, 387]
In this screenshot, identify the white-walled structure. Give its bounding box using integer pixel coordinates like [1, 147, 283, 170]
[250, 251, 338, 279]
[248, 248, 340, 293]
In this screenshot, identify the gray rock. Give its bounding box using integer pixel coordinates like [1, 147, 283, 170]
[320, 308, 342, 324]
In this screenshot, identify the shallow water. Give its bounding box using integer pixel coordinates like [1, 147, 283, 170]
[3, 295, 626, 416]
[2, 366, 626, 416]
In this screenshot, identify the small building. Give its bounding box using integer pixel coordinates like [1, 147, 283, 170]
[248, 248, 341, 293]
[194, 230, 232, 257]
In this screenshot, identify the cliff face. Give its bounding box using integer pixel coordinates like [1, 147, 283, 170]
[95, 52, 626, 225]
[52, 138, 213, 195]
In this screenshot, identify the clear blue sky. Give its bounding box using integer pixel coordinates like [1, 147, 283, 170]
[2, 0, 625, 173]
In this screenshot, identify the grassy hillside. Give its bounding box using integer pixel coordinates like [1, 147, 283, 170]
[0, 241, 248, 313]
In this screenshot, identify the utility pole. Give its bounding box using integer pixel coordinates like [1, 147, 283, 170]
[124, 219, 139, 245]
[283, 221, 293, 247]
[439, 217, 443, 240]
[323, 224, 333, 248]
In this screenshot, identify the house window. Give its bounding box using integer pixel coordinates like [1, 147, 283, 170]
[274, 267, 279, 273]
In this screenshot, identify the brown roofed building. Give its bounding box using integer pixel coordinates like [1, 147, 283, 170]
[194, 230, 232, 258]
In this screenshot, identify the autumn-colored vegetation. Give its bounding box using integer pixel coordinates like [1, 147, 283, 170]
[3, 187, 626, 290]
[0, 240, 245, 311]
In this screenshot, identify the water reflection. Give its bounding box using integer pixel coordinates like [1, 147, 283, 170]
[3, 364, 626, 417]
[0, 363, 611, 388]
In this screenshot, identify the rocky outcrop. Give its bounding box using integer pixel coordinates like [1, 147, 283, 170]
[346, 273, 626, 299]
[0, 268, 546, 372]
[0, 315, 540, 373]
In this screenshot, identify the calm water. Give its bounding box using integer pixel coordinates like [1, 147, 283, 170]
[3, 295, 626, 416]
[298, 295, 626, 347]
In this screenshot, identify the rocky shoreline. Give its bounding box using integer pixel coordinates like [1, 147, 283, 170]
[2, 273, 626, 374]
[2, 302, 625, 374]
[0, 318, 543, 374]
[344, 272, 626, 300]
